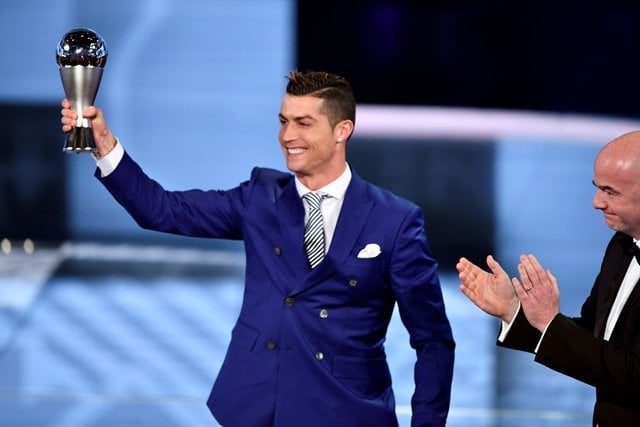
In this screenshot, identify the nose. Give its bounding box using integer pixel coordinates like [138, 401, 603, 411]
[280, 123, 296, 143]
[592, 189, 606, 210]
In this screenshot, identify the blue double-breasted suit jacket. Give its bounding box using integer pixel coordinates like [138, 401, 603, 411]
[97, 152, 455, 426]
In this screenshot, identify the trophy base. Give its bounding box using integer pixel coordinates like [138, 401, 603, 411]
[63, 127, 97, 153]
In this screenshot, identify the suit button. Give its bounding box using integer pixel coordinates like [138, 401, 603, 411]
[266, 341, 277, 350]
[315, 352, 324, 361]
[319, 309, 328, 318]
[274, 247, 281, 255]
[349, 279, 358, 287]
[285, 297, 295, 306]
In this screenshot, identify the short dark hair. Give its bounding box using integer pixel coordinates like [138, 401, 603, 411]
[285, 70, 356, 128]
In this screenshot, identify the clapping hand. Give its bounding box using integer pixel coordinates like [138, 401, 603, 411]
[457, 255, 519, 323]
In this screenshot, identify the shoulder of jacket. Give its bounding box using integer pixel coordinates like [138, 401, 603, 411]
[360, 178, 419, 213]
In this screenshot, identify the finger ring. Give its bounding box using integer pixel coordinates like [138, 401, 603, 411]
[524, 287, 533, 292]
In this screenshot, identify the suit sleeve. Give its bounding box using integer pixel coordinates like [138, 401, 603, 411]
[508, 232, 640, 401]
[95, 152, 246, 239]
[390, 205, 455, 427]
[535, 310, 640, 400]
[496, 270, 640, 399]
[498, 309, 542, 353]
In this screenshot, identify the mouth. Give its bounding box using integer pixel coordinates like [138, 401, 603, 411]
[287, 147, 306, 155]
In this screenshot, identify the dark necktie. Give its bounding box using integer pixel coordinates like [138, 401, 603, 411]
[303, 192, 328, 269]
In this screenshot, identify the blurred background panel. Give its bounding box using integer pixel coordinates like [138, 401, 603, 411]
[1, 1, 640, 426]
[0, 0, 293, 244]
[298, 0, 640, 118]
[0, 104, 67, 241]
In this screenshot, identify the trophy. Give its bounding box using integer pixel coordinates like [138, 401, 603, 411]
[56, 28, 108, 153]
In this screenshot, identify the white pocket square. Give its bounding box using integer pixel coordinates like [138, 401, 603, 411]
[357, 243, 381, 259]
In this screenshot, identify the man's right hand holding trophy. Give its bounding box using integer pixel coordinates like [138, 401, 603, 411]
[57, 28, 116, 156]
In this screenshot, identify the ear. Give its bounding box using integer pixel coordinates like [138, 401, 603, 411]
[334, 119, 354, 143]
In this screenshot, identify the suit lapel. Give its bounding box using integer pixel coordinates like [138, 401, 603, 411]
[609, 275, 640, 340]
[274, 178, 310, 291]
[291, 173, 374, 295]
[594, 234, 635, 338]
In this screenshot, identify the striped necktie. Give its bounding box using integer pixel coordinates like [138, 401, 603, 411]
[303, 192, 328, 268]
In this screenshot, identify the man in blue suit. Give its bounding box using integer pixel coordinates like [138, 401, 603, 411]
[61, 70, 455, 426]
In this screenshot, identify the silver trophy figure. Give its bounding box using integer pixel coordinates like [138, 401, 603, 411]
[56, 28, 108, 153]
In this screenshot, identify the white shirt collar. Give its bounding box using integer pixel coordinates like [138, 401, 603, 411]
[295, 163, 352, 200]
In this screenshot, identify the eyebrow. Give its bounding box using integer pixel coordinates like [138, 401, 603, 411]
[278, 113, 317, 122]
[592, 180, 621, 195]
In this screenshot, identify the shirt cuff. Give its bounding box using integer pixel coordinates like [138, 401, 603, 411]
[498, 302, 521, 342]
[94, 139, 124, 177]
[533, 318, 553, 353]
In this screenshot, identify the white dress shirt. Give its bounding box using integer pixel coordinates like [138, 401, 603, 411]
[295, 165, 352, 254]
[603, 241, 640, 341]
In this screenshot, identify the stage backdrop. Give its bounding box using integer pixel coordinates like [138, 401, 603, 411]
[0, 0, 293, 245]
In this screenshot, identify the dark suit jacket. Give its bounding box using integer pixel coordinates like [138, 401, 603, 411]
[97, 153, 455, 427]
[500, 231, 640, 426]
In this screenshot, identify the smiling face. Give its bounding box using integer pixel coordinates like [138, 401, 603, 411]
[278, 94, 353, 190]
[592, 132, 640, 239]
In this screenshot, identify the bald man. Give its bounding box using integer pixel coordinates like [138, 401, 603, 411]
[457, 131, 640, 426]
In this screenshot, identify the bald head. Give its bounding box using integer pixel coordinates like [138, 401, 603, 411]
[593, 130, 640, 239]
[597, 131, 640, 177]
